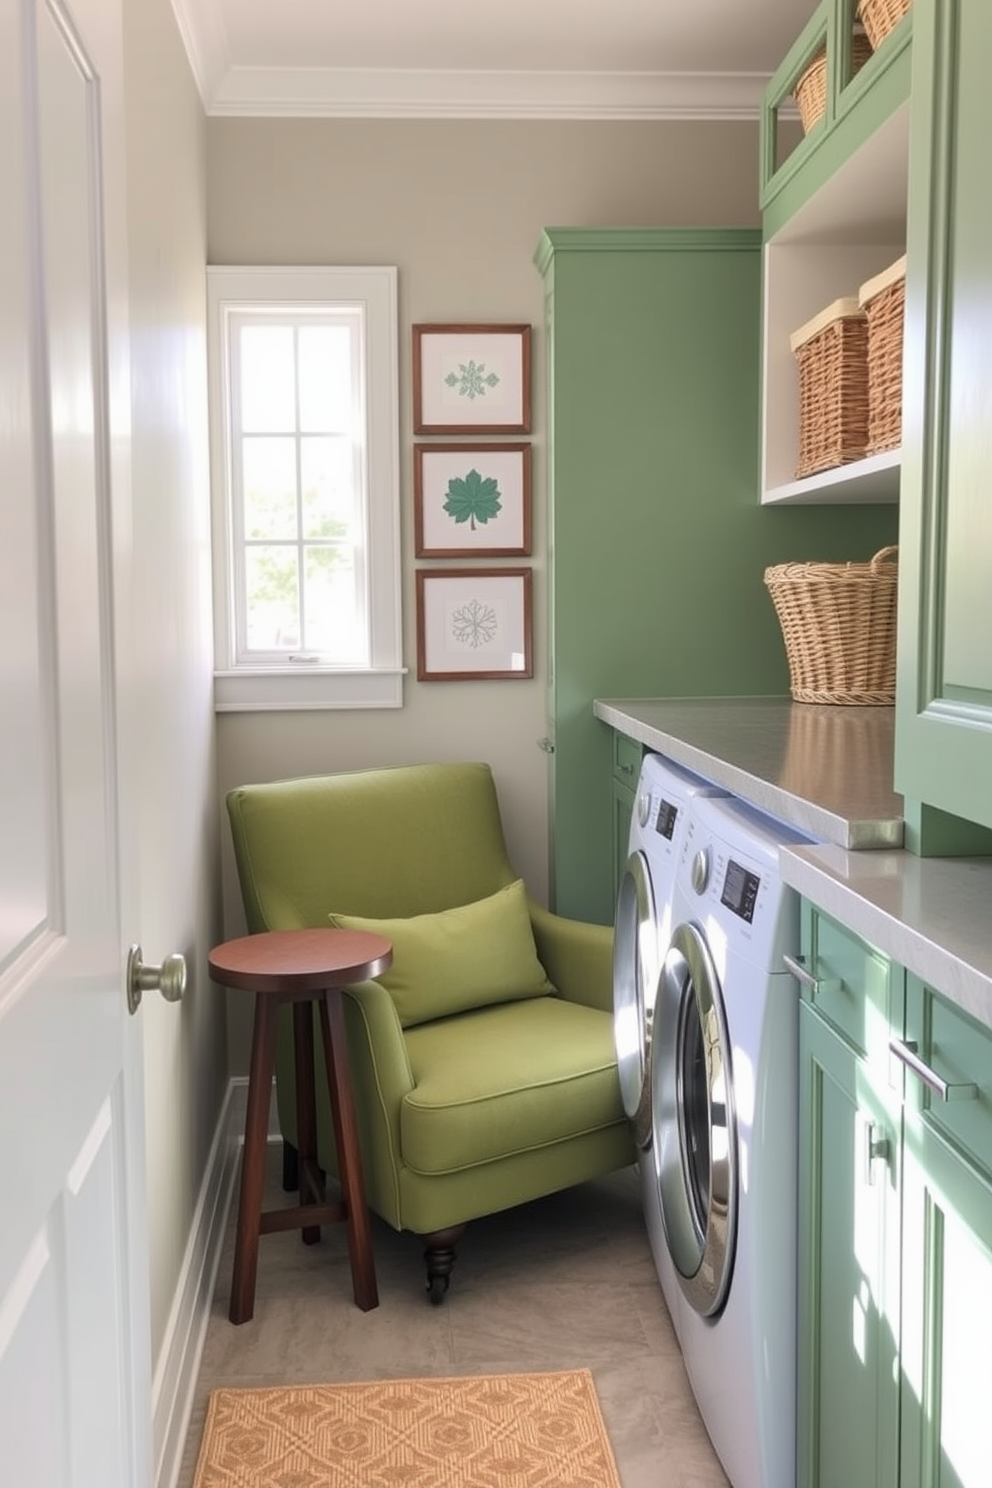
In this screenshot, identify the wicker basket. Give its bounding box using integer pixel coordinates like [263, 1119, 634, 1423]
[857, 0, 912, 50]
[859, 255, 906, 456]
[790, 298, 870, 478]
[764, 546, 899, 705]
[793, 30, 873, 134]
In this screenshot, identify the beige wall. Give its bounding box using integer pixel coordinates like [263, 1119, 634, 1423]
[207, 117, 763, 1072]
[123, 0, 227, 1401]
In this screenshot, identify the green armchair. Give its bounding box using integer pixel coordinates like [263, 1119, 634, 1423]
[225, 761, 634, 1301]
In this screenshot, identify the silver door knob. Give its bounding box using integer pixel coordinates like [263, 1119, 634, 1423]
[126, 944, 187, 1015]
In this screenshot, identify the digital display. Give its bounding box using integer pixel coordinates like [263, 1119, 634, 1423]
[721, 858, 760, 923]
[655, 799, 678, 841]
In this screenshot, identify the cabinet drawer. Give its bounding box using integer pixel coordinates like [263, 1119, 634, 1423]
[800, 905, 895, 1061]
[613, 731, 642, 787]
[905, 976, 992, 1187]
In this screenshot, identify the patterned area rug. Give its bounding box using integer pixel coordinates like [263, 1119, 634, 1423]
[191, 1369, 622, 1487]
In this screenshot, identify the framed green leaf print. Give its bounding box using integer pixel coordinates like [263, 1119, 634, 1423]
[412, 324, 531, 433]
[414, 443, 532, 557]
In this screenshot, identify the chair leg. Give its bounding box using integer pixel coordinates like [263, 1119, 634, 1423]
[421, 1224, 467, 1305]
[282, 1140, 299, 1193]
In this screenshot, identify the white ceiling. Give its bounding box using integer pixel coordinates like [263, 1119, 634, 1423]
[170, 0, 814, 119]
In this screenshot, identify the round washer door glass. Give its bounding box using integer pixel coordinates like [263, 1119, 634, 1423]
[651, 920, 738, 1317]
[612, 850, 657, 1148]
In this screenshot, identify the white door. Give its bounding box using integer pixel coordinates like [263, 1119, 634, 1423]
[0, 0, 153, 1483]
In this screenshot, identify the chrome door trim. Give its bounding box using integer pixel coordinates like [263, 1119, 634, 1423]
[612, 851, 657, 1147]
[652, 919, 738, 1318]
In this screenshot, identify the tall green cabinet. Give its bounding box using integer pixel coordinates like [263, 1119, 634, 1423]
[534, 228, 899, 924]
[895, 0, 992, 848]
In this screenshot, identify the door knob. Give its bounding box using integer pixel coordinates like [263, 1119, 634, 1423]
[126, 944, 187, 1015]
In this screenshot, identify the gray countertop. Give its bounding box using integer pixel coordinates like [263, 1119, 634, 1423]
[597, 694, 992, 1030]
[594, 696, 904, 849]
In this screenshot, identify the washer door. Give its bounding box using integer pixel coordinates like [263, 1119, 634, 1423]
[612, 850, 657, 1148]
[651, 920, 738, 1317]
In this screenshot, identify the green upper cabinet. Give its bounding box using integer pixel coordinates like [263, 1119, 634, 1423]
[895, 0, 992, 849]
[534, 229, 898, 925]
[759, 0, 912, 507]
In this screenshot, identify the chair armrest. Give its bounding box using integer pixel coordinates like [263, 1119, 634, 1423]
[528, 899, 614, 1013]
[341, 978, 415, 1229]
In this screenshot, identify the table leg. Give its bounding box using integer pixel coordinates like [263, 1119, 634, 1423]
[292, 1001, 321, 1245]
[318, 989, 379, 1311]
[230, 993, 278, 1324]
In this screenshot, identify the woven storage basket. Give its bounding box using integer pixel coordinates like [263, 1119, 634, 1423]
[790, 297, 869, 478]
[857, 0, 912, 50]
[859, 255, 906, 456]
[793, 30, 873, 134]
[764, 545, 898, 705]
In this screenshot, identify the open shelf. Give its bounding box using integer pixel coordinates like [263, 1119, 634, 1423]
[763, 447, 900, 505]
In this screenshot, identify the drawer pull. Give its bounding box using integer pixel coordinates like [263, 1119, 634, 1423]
[889, 1038, 978, 1102]
[782, 953, 841, 997]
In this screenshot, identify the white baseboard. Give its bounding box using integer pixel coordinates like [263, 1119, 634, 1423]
[152, 1075, 279, 1488]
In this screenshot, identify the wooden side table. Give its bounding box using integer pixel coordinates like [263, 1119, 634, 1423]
[208, 927, 392, 1324]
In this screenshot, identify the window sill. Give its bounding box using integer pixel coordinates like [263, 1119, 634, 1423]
[213, 667, 406, 713]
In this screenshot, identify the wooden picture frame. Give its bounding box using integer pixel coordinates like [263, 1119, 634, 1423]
[412, 323, 531, 434]
[415, 567, 533, 680]
[414, 443, 532, 557]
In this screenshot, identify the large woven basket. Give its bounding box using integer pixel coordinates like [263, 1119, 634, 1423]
[793, 30, 873, 134]
[857, 0, 912, 50]
[790, 297, 869, 478]
[859, 255, 906, 456]
[764, 545, 898, 705]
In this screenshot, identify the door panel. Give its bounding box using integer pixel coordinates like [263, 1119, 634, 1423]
[0, 0, 150, 1482]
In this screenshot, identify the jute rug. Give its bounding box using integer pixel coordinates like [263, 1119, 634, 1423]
[191, 1369, 622, 1487]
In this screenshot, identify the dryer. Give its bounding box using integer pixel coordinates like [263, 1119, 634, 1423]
[612, 752, 725, 1327]
[651, 791, 812, 1488]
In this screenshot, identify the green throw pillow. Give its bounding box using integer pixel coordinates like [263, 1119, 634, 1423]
[328, 878, 555, 1027]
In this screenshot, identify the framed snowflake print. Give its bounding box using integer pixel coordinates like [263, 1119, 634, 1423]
[415, 568, 533, 680]
[414, 443, 532, 557]
[412, 324, 531, 434]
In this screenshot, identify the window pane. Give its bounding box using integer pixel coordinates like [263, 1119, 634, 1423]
[303, 545, 362, 662]
[298, 324, 353, 432]
[242, 436, 298, 539]
[301, 436, 355, 538]
[240, 325, 295, 432]
[245, 546, 299, 650]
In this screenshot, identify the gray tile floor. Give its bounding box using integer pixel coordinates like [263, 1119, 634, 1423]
[177, 1150, 729, 1488]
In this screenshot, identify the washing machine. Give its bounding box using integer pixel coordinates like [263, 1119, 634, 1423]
[612, 752, 725, 1328]
[651, 791, 812, 1488]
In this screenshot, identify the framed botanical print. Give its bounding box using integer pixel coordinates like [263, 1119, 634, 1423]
[413, 443, 531, 557]
[412, 324, 531, 434]
[415, 568, 533, 680]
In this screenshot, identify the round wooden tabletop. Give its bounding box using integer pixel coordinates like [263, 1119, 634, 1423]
[208, 927, 393, 996]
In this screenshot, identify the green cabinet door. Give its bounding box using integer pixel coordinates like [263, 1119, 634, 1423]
[798, 1001, 902, 1488]
[535, 229, 898, 923]
[899, 976, 992, 1488]
[895, 0, 992, 850]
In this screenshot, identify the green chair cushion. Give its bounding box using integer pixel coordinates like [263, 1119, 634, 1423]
[400, 997, 625, 1174]
[329, 878, 554, 1028]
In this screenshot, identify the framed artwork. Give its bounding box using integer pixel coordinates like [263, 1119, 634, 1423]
[416, 568, 533, 681]
[414, 443, 532, 557]
[412, 323, 531, 434]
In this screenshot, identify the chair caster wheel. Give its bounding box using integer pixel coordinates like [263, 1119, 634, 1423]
[427, 1274, 449, 1306]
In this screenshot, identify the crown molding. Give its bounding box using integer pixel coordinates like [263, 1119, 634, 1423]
[204, 66, 773, 120]
[170, 0, 230, 104]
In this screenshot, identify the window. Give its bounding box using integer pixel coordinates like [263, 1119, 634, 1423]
[207, 266, 403, 710]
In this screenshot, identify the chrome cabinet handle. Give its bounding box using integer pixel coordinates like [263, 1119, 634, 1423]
[864, 1121, 890, 1185]
[889, 1038, 977, 1102]
[782, 953, 841, 996]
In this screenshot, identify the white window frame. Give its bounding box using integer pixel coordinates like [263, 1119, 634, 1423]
[207, 265, 403, 711]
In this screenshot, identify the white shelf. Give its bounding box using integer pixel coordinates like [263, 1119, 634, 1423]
[762, 447, 900, 505]
[760, 102, 910, 505]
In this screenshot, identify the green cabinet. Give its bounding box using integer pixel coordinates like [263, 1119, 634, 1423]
[895, 0, 992, 848]
[797, 903, 992, 1488]
[534, 228, 898, 925]
[797, 905, 902, 1488]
